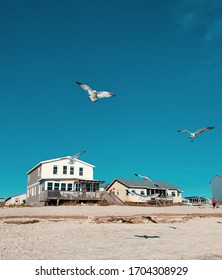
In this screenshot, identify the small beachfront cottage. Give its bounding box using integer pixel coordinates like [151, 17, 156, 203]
[210, 175, 222, 203]
[26, 156, 105, 206]
[4, 193, 26, 206]
[106, 178, 182, 205]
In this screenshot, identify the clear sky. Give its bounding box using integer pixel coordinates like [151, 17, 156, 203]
[0, 0, 222, 199]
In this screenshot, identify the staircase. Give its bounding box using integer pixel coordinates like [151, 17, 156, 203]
[102, 192, 125, 206]
[156, 197, 173, 206]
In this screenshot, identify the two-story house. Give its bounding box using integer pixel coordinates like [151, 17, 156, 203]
[26, 156, 104, 206]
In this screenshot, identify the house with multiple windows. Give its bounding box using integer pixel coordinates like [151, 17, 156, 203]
[106, 178, 182, 204]
[183, 196, 211, 205]
[26, 156, 105, 206]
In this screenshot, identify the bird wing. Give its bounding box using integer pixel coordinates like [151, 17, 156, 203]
[96, 91, 115, 99]
[135, 173, 144, 179]
[76, 82, 94, 96]
[177, 129, 192, 134]
[70, 151, 86, 160]
[135, 173, 154, 182]
[194, 126, 215, 136]
[61, 156, 71, 160]
[127, 189, 159, 198]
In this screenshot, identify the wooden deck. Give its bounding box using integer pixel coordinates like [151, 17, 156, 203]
[39, 190, 125, 205]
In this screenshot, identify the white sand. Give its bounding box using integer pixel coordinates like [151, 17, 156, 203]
[0, 205, 222, 260]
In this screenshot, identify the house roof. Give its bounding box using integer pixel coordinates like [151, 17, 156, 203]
[4, 193, 26, 202]
[184, 196, 210, 200]
[106, 178, 182, 192]
[27, 157, 95, 174]
[154, 181, 182, 192]
[210, 175, 222, 183]
[107, 178, 163, 190]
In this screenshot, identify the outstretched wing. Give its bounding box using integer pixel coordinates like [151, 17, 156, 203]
[194, 126, 215, 136]
[76, 82, 94, 96]
[126, 189, 159, 198]
[70, 150, 86, 160]
[96, 91, 115, 99]
[135, 173, 148, 180]
[135, 173, 155, 183]
[177, 129, 191, 134]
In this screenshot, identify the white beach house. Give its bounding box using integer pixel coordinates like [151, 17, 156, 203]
[4, 193, 26, 206]
[106, 178, 182, 205]
[26, 156, 104, 206]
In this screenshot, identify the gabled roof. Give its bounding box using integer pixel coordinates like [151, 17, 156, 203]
[27, 157, 95, 174]
[4, 193, 26, 202]
[106, 178, 165, 190]
[106, 178, 182, 192]
[154, 181, 182, 192]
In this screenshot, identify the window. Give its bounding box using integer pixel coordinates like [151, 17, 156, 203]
[54, 183, 59, 190]
[79, 167, 83, 176]
[63, 166, 67, 174]
[61, 183, 66, 191]
[172, 191, 176, 197]
[67, 183, 72, 191]
[53, 165, 58, 174]
[140, 191, 145, 195]
[47, 182, 53, 190]
[70, 166, 74, 175]
[76, 183, 81, 191]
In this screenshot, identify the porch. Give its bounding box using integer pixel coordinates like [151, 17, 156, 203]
[40, 190, 105, 205]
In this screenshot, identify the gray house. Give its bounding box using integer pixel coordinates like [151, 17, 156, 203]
[211, 175, 222, 202]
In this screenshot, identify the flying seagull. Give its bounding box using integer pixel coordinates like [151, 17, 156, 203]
[177, 126, 215, 142]
[63, 151, 86, 164]
[76, 82, 115, 102]
[126, 189, 159, 199]
[134, 173, 159, 187]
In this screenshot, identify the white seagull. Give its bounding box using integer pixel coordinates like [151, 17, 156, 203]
[63, 151, 86, 164]
[76, 82, 115, 102]
[134, 173, 159, 187]
[177, 126, 215, 141]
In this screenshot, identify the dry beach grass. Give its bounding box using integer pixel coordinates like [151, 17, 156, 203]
[0, 205, 222, 260]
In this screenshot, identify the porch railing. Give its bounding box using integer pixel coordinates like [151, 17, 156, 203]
[40, 190, 104, 201]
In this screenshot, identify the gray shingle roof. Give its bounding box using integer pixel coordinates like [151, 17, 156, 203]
[112, 178, 164, 189]
[107, 178, 182, 191]
[154, 181, 182, 191]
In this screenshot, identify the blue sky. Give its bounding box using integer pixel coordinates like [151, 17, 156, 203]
[0, 0, 222, 199]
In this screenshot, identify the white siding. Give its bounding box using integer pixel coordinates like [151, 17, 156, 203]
[41, 158, 94, 180]
[5, 194, 26, 205]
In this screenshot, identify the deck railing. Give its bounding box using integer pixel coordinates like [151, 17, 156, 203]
[40, 190, 104, 201]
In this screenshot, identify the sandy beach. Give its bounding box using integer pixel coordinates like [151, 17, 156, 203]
[1, 204, 222, 260]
